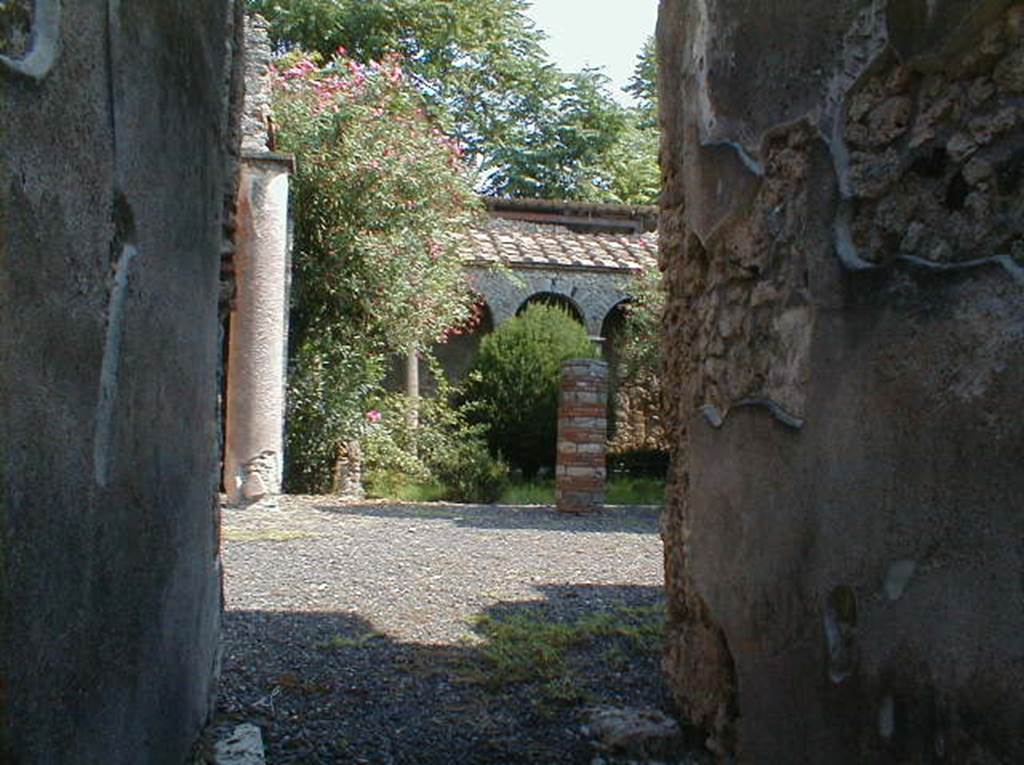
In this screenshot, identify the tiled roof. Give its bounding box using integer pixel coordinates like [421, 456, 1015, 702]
[482, 195, 658, 219]
[463, 220, 658, 272]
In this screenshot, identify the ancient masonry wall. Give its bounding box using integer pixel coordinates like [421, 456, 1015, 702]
[658, 1, 1024, 762]
[0, 2, 241, 762]
[467, 264, 635, 337]
[556, 360, 609, 513]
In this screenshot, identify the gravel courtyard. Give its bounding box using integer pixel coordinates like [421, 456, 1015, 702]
[210, 496, 701, 764]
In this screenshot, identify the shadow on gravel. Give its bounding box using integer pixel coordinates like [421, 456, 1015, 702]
[213, 584, 710, 765]
[309, 501, 661, 535]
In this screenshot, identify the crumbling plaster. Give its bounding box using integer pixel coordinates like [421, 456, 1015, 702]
[1, 1, 242, 761]
[659, 0, 1024, 761]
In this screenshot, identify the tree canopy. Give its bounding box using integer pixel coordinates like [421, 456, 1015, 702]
[248, 0, 658, 203]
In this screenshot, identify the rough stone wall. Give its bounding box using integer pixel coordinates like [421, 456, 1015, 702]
[556, 360, 609, 513]
[241, 14, 274, 154]
[0, 2, 240, 762]
[609, 377, 667, 454]
[468, 265, 635, 337]
[659, 1, 1024, 761]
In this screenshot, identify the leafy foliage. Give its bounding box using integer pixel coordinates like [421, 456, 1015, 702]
[362, 370, 509, 504]
[617, 267, 665, 388]
[249, 0, 657, 203]
[625, 35, 658, 128]
[275, 51, 480, 491]
[460, 304, 598, 477]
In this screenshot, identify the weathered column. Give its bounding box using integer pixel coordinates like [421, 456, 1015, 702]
[223, 153, 293, 505]
[405, 346, 420, 429]
[556, 359, 608, 513]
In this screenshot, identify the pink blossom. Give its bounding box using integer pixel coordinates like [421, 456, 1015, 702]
[365, 410, 382, 423]
[281, 58, 316, 80]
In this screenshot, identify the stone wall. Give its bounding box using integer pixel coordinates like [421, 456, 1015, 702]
[659, 0, 1024, 761]
[468, 264, 635, 337]
[0, 2, 241, 762]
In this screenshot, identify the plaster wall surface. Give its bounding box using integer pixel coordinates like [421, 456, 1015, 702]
[0, 1, 239, 761]
[658, 0, 1024, 760]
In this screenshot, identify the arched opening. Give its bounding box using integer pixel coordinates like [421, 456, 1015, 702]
[432, 299, 495, 388]
[601, 298, 669, 479]
[516, 291, 586, 326]
[600, 299, 631, 438]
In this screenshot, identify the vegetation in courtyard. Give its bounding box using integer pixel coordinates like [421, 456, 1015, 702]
[249, 0, 659, 203]
[275, 51, 480, 492]
[460, 304, 598, 478]
[364, 475, 666, 506]
[361, 372, 509, 504]
[500, 476, 665, 506]
[460, 605, 665, 716]
[617, 266, 666, 395]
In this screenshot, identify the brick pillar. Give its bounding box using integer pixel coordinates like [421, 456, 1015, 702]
[556, 359, 608, 513]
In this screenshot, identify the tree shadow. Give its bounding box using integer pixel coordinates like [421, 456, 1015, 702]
[212, 584, 710, 764]
[308, 500, 661, 535]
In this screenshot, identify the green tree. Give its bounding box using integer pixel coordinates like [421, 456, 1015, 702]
[588, 35, 661, 205]
[618, 266, 665, 387]
[275, 51, 480, 491]
[461, 304, 598, 477]
[249, 0, 637, 201]
[625, 35, 658, 128]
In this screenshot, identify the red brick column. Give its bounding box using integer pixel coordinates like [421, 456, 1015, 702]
[556, 359, 608, 513]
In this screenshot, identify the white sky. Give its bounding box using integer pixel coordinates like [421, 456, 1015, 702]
[524, 0, 659, 105]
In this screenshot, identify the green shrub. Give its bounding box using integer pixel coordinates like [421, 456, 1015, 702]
[362, 366, 509, 503]
[461, 303, 598, 476]
[432, 439, 509, 504]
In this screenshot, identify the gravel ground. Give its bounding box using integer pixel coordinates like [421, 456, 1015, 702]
[211, 496, 705, 764]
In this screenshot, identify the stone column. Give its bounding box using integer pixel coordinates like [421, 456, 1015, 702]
[406, 346, 420, 429]
[556, 359, 608, 513]
[223, 152, 293, 506]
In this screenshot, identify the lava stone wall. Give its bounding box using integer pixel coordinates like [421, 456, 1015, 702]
[658, 0, 1024, 761]
[0, 2, 242, 761]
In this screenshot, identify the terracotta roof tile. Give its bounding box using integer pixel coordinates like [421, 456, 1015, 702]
[463, 223, 658, 272]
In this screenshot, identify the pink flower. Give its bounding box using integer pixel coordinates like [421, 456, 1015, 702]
[282, 58, 317, 80]
[365, 410, 382, 423]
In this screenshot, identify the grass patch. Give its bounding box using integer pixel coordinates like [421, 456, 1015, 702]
[499, 477, 665, 506]
[366, 475, 665, 506]
[499, 480, 555, 505]
[605, 476, 665, 505]
[365, 478, 449, 503]
[458, 604, 665, 715]
[222, 527, 312, 543]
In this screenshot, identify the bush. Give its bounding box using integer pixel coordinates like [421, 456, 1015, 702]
[461, 303, 598, 476]
[362, 370, 509, 503]
[432, 440, 509, 504]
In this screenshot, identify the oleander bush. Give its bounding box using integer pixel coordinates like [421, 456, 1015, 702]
[274, 51, 480, 492]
